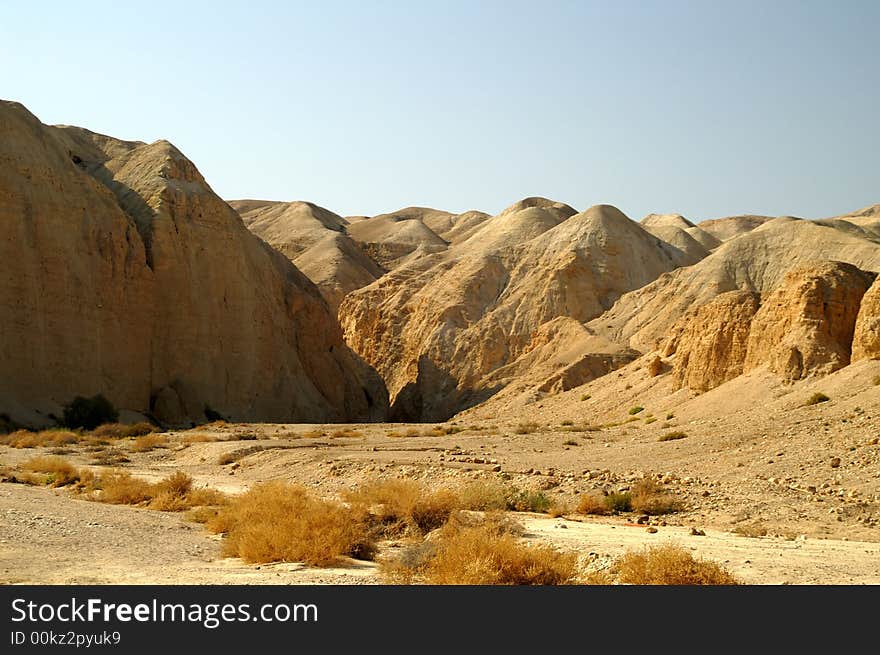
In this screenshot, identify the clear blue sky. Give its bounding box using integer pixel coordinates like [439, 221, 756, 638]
[2, 1, 878, 220]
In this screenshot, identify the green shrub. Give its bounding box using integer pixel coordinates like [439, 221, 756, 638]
[628, 406, 644, 415]
[506, 489, 553, 513]
[604, 492, 632, 513]
[62, 395, 118, 430]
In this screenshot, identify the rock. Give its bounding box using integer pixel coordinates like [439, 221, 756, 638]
[689, 527, 706, 536]
[0, 100, 388, 426]
[491, 464, 502, 472]
[636, 515, 650, 525]
[340, 202, 691, 421]
[645, 527, 658, 534]
[852, 276, 880, 360]
[831, 457, 842, 468]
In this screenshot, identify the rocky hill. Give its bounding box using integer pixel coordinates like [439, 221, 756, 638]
[0, 101, 387, 427]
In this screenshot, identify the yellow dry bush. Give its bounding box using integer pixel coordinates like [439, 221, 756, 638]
[207, 481, 373, 566]
[416, 522, 578, 585]
[614, 545, 739, 585]
[130, 433, 167, 452]
[22, 456, 81, 486]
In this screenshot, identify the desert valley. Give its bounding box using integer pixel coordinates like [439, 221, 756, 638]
[1, 99, 879, 585]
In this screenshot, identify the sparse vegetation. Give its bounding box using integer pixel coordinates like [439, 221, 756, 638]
[628, 406, 644, 415]
[22, 456, 81, 487]
[603, 491, 632, 513]
[644, 417, 657, 424]
[804, 392, 830, 406]
[207, 482, 373, 565]
[61, 394, 118, 430]
[129, 433, 168, 452]
[515, 422, 539, 434]
[505, 489, 554, 514]
[732, 521, 769, 538]
[659, 431, 687, 442]
[344, 479, 460, 537]
[630, 477, 682, 515]
[576, 492, 610, 515]
[92, 470, 226, 511]
[93, 422, 156, 439]
[614, 545, 738, 585]
[0, 429, 81, 448]
[580, 394, 591, 401]
[562, 439, 579, 446]
[383, 518, 578, 585]
[560, 420, 574, 426]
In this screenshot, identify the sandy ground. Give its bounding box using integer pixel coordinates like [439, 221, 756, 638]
[2, 483, 877, 585]
[1, 360, 877, 585]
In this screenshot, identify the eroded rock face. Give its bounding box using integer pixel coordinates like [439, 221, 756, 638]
[340, 202, 690, 421]
[851, 277, 880, 361]
[664, 262, 876, 392]
[666, 291, 761, 392]
[0, 101, 387, 425]
[743, 262, 875, 381]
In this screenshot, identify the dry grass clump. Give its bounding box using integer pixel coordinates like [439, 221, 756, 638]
[93, 422, 156, 439]
[384, 520, 578, 585]
[658, 431, 687, 442]
[90, 448, 131, 466]
[514, 422, 539, 434]
[628, 406, 644, 415]
[129, 433, 168, 452]
[92, 470, 226, 511]
[0, 429, 82, 448]
[630, 478, 682, 515]
[804, 392, 830, 406]
[344, 479, 461, 537]
[22, 456, 81, 487]
[614, 545, 738, 585]
[505, 489, 555, 513]
[181, 432, 217, 444]
[576, 492, 611, 515]
[207, 482, 373, 566]
[732, 521, 769, 538]
[456, 481, 510, 511]
[404, 428, 421, 437]
[330, 429, 364, 438]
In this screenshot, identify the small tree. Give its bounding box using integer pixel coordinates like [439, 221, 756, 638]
[62, 394, 119, 430]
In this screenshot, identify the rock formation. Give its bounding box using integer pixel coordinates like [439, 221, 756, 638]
[852, 276, 880, 361]
[340, 201, 693, 421]
[0, 100, 387, 426]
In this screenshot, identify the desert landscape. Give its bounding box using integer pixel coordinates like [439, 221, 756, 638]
[1, 99, 878, 585]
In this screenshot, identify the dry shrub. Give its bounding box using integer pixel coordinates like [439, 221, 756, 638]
[577, 492, 611, 515]
[396, 522, 579, 585]
[301, 429, 325, 439]
[804, 392, 830, 406]
[0, 429, 81, 448]
[345, 479, 459, 537]
[386, 430, 404, 438]
[130, 433, 167, 452]
[404, 428, 421, 437]
[614, 545, 738, 585]
[331, 429, 364, 438]
[456, 481, 510, 511]
[658, 431, 687, 442]
[732, 521, 768, 538]
[630, 478, 682, 515]
[182, 432, 216, 444]
[207, 482, 373, 566]
[93, 422, 156, 439]
[97, 471, 155, 505]
[90, 449, 130, 466]
[95, 470, 226, 511]
[22, 456, 81, 487]
[506, 489, 555, 513]
[514, 422, 539, 435]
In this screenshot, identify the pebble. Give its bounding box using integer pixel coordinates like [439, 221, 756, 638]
[645, 527, 658, 534]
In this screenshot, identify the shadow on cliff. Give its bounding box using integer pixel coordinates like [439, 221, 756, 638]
[390, 355, 503, 423]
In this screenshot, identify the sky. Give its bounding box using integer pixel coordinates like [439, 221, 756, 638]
[2, 1, 878, 220]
